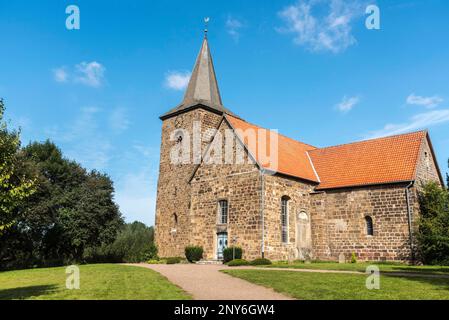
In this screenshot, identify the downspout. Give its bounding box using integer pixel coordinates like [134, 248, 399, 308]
[405, 181, 415, 263]
[260, 169, 265, 258]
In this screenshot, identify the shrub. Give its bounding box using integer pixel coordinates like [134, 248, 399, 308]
[185, 246, 203, 262]
[166, 257, 182, 264]
[143, 244, 159, 261]
[250, 258, 272, 266]
[417, 182, 449, 265]
[227, 259, 249, 266]
[351, 252, 357, 264]
[110, 222, 156, 263]
[147, 259, 165, 264]
[223, 247, 243, 263]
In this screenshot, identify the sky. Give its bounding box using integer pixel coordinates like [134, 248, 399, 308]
[1, 0, 448, 226]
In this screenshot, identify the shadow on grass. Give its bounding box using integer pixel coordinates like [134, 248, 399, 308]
[383, 272, 449, 297]
[388, 266, 449, 274]
[0, 285, 58, 300]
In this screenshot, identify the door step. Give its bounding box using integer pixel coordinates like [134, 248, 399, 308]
[196, 260, 224, 265]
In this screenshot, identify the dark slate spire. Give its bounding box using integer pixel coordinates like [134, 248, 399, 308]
[160, 35, 236, 120]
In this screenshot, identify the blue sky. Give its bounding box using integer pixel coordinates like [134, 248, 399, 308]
[1, 0, 448, 226]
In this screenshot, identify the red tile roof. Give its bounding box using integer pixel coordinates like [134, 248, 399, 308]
[226, 115, 319, 183]
[226, 115, 428, 189]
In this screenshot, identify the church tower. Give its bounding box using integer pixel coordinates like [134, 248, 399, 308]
[155, 33, 235, 257]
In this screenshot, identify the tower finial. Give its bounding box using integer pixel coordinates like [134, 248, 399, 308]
[204, 17, 210, 38]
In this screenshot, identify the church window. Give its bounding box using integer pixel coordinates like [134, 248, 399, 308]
[365, 216, 374, 236]
[281, 196, 290, 243]
[218, 200, 228, 224]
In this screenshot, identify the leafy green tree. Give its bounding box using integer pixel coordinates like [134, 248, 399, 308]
[109, 222, 156, 263]
[417, 182, 449, 265]
[0, 140, 123, 269]
[0, 99, 36, 233]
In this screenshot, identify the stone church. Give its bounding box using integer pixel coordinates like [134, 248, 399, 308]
[155, 35, 443, 262]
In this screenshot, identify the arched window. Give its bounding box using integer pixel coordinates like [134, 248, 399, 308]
[281, 196, 290, 243]
[218, 200, 228, 224]
[365, 216, 374, 236]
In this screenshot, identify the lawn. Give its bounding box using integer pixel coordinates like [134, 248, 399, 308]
[0, 264, 191, 300]
[266, 261, 449, 275]
[223, 269, 449, 300]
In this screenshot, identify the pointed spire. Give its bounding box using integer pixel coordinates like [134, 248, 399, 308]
[182, 37, 223, 108]
[160, 33, 237, 120]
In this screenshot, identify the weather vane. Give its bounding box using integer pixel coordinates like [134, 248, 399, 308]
[204, 17, 210, 37]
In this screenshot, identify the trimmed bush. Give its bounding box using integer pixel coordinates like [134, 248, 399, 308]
[250, 258, 272, 266]
[223, 247, 243, 263]
[147, 259, 165, 264]
[227, 259, 249, 267]
[185, 246, 203, 262]
[351, 252, 357, 264]
[166, 257, 182, 264]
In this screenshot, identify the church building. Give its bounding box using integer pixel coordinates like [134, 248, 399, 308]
[155, 35, 443, 262]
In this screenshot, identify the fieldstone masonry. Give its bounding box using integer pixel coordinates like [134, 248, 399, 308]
[154, 36, 443, 262]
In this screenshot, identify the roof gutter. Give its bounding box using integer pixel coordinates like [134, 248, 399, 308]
[405, 181, 415, 263]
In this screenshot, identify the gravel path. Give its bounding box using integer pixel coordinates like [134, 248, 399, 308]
[130, 264, 294, 300]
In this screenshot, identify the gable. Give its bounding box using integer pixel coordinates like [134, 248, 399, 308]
[414, 133, 444, 187]
[189, 116, 259, 183]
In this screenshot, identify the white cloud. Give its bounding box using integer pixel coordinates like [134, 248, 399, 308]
[277, 0, 366, 53]
[53, 67, 68, 83]
[226, 16, 244, 42]
[109, 107, 130, 133]
[164, 71, 191, 91]
[365, 109, 449, 139]
[406, 93, 443, 109]
[52, 62, 105, 88]
[336, 95, 360, 112]
[75, 61, 105, 88]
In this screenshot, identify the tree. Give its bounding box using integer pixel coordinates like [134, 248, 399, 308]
[109, 222, 156, 263]
[0, 99, 36, 233]
[416, 182, 449, 265]
[0, 140, 124, 269]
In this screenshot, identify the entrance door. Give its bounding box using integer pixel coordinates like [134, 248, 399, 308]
[217, 233, 228, 260]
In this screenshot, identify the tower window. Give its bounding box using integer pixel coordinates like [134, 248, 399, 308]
[281, 196, 290, 243]
[173, 213, 178, 227]
[218, 200, 228, 224]
[365, 216, 374, 236]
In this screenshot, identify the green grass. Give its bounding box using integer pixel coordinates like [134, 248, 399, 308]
[223, 269, 449, 300]
[266, 261, 449, 275]
[0, 264, 191, 300]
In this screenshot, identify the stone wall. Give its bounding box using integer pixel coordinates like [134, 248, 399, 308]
[190, 118, 262, 260]
[262, 174, 316, 261]
[415, 136, 442, 188]
[155, 108, 222, 258]
[156, 110, 443, 262]
[310, 184, 414, 262]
